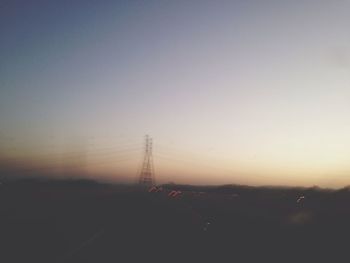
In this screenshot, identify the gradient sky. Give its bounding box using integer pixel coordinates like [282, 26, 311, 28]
[1, 0, 350, 187]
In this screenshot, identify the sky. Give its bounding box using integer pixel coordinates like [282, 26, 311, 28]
[1, 0, 350, 188]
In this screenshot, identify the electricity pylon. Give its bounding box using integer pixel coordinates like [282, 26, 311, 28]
[139, 135, 155, 186]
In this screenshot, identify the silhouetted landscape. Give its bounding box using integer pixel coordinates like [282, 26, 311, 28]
[2, 2, 350, 261]
[1, 178, 350, 262]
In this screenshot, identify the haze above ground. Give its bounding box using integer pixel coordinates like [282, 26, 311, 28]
[1, 1, 350, 188]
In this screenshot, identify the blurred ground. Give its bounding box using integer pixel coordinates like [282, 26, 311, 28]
[0, 179, 349, 263]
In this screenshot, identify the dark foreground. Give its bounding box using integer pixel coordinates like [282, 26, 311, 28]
[1, 179, 350, 263]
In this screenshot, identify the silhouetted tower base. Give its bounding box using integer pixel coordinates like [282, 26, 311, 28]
[139, 135, 155, 186]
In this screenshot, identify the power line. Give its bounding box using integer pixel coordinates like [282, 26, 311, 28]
[138, 135, 155, 186]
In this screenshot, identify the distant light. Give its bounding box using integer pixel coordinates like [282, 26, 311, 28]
[148, 186, 157, 193]
[296, 195, 305, 203]
[148, 186, 163, 193]
[203, 222, 211, 231]
[168, 190, 182, 198]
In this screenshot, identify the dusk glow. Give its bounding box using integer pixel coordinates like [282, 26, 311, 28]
[1, 1, 350, 187]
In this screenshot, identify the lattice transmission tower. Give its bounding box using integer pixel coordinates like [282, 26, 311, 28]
[139, 135, 155, 186]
